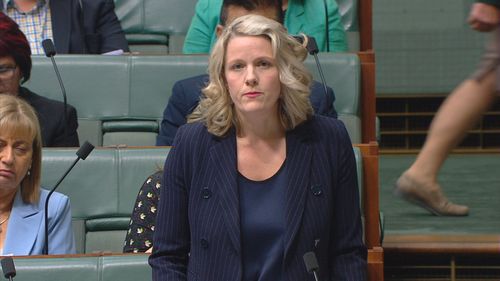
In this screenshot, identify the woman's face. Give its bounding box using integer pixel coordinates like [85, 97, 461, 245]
[0, 56, 22, 96]
[0, 128, 33, 193]
[224, 35, 281, 117]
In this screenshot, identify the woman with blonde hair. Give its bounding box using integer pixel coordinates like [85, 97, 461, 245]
[150, 15, 366, 281]
[0, 95, 75, 255]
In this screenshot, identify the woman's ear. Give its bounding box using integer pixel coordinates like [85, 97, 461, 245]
[216, 24, 224, 38]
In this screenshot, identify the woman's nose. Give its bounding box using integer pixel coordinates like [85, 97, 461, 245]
[0, 147, 14, 165]
[245, 67, 258, 87]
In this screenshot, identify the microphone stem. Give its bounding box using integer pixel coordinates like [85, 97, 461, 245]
[43, 156, 81, 255]
[313, 270, 320, 281]
[49, 56, 68, 140]
[313, 54, 329, 99]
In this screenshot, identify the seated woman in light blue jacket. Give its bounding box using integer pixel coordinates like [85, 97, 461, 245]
[0, 95, 75, 256]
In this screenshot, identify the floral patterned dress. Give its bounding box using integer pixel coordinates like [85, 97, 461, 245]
[123, 170, 162, 253]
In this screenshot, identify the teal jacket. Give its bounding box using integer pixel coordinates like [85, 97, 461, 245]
[183, 0, 347, 53]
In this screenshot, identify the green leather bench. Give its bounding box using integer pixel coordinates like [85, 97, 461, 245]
[113, 0, 197, 54]
[112, 0, 359, 54]
[5, 254, 150, 281]
[26, 53, 361, 146]
[41, 147, 170, 253]
[40, 146, 363, 254]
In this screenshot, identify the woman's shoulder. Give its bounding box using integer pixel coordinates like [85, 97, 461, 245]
[38, 189, 70, 207]
[175, 122, 212, 143]
[308, 115, 349, 134]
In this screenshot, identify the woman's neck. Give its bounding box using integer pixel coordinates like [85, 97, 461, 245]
[0, 189, 16, 214]
[236, 111, 285, 142]
[14, 0, 38, 12]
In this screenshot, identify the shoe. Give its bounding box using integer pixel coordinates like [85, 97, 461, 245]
[394, 173, 469, 216]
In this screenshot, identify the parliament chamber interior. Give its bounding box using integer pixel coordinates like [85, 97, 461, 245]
[1, 0, 499, 280]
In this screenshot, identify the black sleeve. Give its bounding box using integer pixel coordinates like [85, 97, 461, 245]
[123, 171, 163, 253]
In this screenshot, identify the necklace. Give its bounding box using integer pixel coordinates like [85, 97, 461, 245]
[0, 215, 10, 234]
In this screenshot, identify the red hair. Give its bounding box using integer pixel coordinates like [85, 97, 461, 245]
[0, 12, 32, 83]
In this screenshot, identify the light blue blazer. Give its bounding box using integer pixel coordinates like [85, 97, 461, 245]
[3, 188, 76, 256]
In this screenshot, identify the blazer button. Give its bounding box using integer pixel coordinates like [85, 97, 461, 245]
[310, 185, 323, 196]
[200, 239, 209, 249]
[201, 187, 212, 199]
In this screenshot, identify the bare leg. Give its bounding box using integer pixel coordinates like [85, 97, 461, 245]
[395, 72, 497, 216]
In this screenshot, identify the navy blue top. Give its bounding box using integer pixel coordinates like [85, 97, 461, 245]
[238, 161, 287, 281]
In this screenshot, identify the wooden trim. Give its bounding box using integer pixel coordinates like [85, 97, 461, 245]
[384, 234, 500, 255]
[355, 142, 381, 248]
[358, 51, 376, 143]
[358, 0, 372, 51]
[368, 247, 384, 281]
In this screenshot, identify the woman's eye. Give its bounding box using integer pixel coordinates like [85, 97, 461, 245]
[230, 63, 244, 71]
[15, 146, 28, 154]
[257, 60, 272, 68]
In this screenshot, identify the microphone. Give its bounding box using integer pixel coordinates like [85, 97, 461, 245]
[303, 251, 320, 281]
[1, 257, 16, 281]
[42, 39, 69, 141]
[43, 141, 95, 254]
[293, 35, 329, 100]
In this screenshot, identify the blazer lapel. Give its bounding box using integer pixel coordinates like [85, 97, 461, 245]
[50, 0, 72, 53]
[209, 131, 241, 255]
[283, 123, 313, 258]
[3, 191, 42, 255]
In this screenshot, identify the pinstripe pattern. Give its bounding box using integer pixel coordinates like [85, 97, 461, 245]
[5, 0, 53, 55]
[149, 115, 367, 281]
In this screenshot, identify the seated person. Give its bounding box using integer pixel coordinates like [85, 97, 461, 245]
[0, 12, 79, 147]
[183, 0, 347, 53]
[156, 0, 337, 146]
[0, 94, 75, 255]
[123, 170, 162, 253]
[150, 15, 366, 280]
[0, 0, 129, 54]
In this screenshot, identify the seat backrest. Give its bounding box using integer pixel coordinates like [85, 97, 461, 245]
[40, 146, 365, 253]
[7, 256, 100, 281]
[26, 53, 360, 145]
[5, 254, 150, 281]
[113, 0, 197, 53]
[41, 147, 170, 253]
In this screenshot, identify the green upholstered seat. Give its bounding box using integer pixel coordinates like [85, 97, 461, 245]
[113, 0, 197, 53]
[4, 254, 150, 281]
[113, 0, 359, 53]
[27, 53, 361, 146]
[6, 256, 99, 281]
[41, 147, 170, 253]
[40, 146, 366, 253]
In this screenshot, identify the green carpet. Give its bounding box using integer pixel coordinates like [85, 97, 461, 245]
[379, 154, 500, 235]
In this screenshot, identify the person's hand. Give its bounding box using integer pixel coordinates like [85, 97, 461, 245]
[468, 3, 500, 32]
[146, 247, 152, 253]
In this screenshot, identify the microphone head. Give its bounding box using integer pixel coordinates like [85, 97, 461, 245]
[42, 39, 56, 57]
[1, 257, 16, 278]
[303, 251, 319, 273]
[76, 141, 95, 160]
[305, 36, 319, 55]
[292, 34, 319, 55]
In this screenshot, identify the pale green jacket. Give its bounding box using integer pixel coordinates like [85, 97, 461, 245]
[183, 0, 347, 53]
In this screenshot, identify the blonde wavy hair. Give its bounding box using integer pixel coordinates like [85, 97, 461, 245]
[188, 14, 313, 137]
[0, 95, 42, 204]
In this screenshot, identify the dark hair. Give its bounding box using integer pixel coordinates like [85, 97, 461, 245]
[0, 12, 32, 83]
[219, 0, 284, 26]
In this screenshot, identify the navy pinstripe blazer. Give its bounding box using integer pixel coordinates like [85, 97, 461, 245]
[149, 115, 367, 281]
